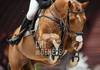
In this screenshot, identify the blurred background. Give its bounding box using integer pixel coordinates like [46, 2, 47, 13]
[0, 0, 100, 70]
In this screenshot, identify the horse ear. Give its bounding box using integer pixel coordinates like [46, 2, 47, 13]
[81, 1, 89, 8]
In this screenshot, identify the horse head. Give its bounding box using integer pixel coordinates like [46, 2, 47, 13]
[65, 0, 88, 52]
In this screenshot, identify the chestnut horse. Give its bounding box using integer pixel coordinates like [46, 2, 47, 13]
[8, 0, 88, 70]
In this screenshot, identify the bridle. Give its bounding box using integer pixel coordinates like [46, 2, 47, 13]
[66, 1, 85, 37]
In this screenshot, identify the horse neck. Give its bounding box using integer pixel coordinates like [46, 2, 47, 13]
[50, 0, 68, 19]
